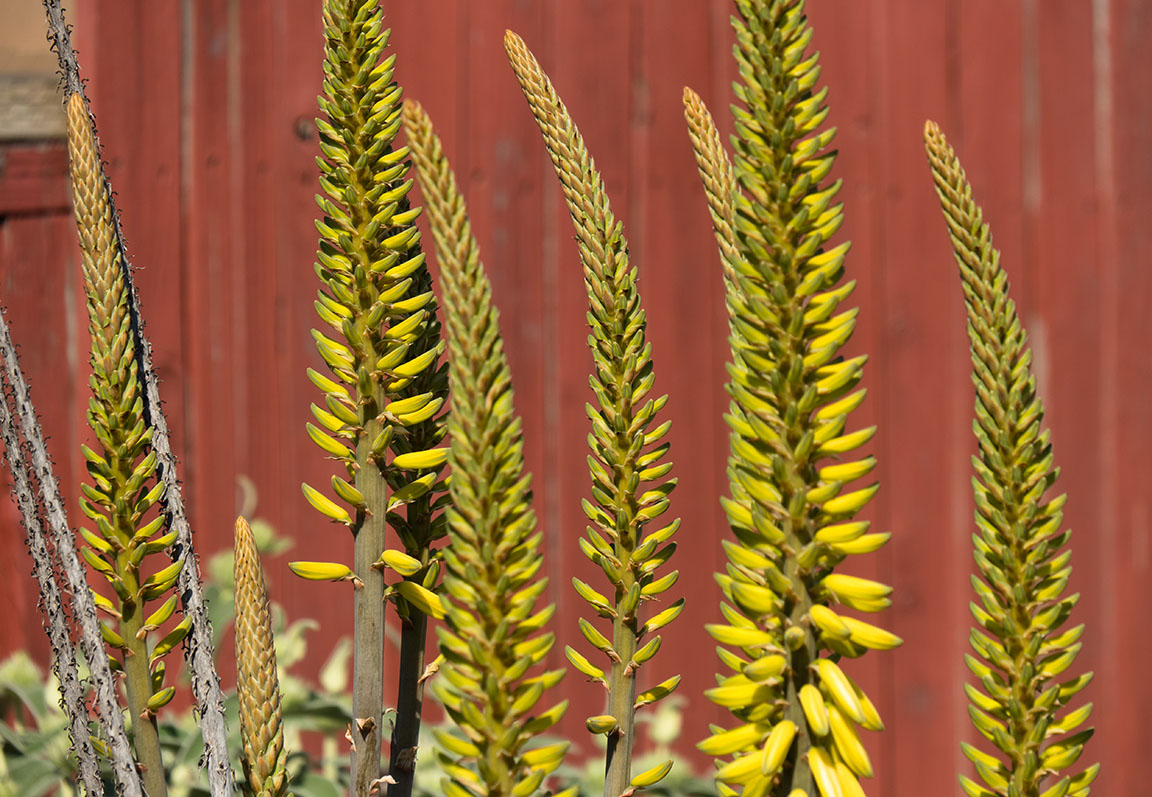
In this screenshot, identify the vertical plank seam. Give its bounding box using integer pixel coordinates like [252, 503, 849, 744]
[1091, 0, 1119, 719]
[180, 0, 196, 472]
[865, 0, 896, 783]
[227, 0, 248, 485]
[456, 1, 471, 186]
[942, 0, 972, 777]
[541, 2, 563, 637]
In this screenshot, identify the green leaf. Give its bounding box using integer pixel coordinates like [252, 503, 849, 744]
[631, 635, 662, 666]
[148, 617, 191, 664]
[577, 618, 614, 657]
[641, 599, 685, 635]
[80, 546, 115, 578]
[329, 475, 365, 509]
[564, 645, 605, 682]
[306, 422, 353, 459]
[391, 343, 441, 379]
[145, 686, 176, 712]
[634, 675, 681, 709]
[138, 558, 184, 595]
[386, 471, 437, 510]
[585, 715, 619, 735]
[99, 621, 125, 649]
[143, 595, 178, 630]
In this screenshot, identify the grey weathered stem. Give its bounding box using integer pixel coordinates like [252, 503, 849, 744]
[603, 614, 637, 797]
[124, 252, 235, 793]
[40, 2, 235, 792]
[0, 337, 102, 797]
[0, 310, 143, 797]
[351, 419, 388, 796]
[121, 159, 235, 795]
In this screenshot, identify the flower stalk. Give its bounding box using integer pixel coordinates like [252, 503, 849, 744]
[403, 98, 571, 797]
[924, 121, 1098, 797]
[688, 2, 899, 794]
[67, 90, 186, 797]
[42, 2, 233, 789]
[235, 515, 289, 797]
[292, 3, 449, 794]
[506, 31, 684, 797]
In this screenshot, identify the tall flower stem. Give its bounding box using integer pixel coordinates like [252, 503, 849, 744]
[293, 4, 448, 794]
[506, 32, 684, 797]
[689, 3, 899, 794]
[924, 121, 1098, 797]
[403, 98, 569, 797]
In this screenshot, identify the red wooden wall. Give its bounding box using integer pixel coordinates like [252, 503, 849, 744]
[1, 1, 1150, 794]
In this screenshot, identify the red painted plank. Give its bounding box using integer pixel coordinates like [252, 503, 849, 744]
[2, 4, 1148, 790]
[1025, 2, 1109, 791]
[631, 0, 727, 765]
[0, 468, 43, 660]
[77, 0, 186, 415]
[232, 0, 279, 583]
[261, 0, 351, 689]
[1096, 0, 1152, 792]
[0, 144, 70, 215]
[956, 2, 1027, 307]
[183, 0, 240, 562]
[0, 212, 83, 668]
[867, 0, 970, 793]
[449, 1, 550, 572]
[173, 0, 244, 692]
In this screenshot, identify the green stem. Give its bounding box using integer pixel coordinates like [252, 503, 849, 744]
[118, 591, 167, 797]
[352, 419, 388, 796]
[604, 612, 637, 797]
[782, 551, 816, 796]
[774, 265, 819, 796]
[386, 610, 427, 797]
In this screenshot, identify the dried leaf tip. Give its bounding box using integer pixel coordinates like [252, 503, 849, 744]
[235, 516, 288, 797]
